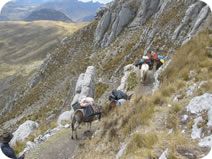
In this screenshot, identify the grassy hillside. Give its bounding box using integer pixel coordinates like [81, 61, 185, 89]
[0, 21, 86, 79]
[75, 30, 212, 159]
[0, 21, 86, 122]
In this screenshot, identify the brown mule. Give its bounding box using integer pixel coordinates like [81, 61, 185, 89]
[71, 107, 102, 140]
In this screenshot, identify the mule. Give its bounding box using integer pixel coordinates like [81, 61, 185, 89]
[71, 106, 102, 140]
[140, 63, 149, 84]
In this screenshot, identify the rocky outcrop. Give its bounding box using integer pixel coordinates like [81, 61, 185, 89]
[186, 93, 212, 147]
[95, 0, 210, 48]
[10, 120, 39, 146]
[57, 110, 73, 126]
[172, 1, 209, 43]
[95, 1, 138, 47]
[71, 66, 96, 107]
[117, 64, 138, 91]
[159, 148, 168, 159]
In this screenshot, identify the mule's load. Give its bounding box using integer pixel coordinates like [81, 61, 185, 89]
[71, 97, 102, 139]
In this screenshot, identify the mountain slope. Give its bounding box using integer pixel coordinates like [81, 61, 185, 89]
[0, 21, 86, 119]
[25, 9, 73, 22]
[0, 0, 103, 21]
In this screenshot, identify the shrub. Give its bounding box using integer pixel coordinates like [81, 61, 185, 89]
[95, 82, 109, 99]
[126, 133, 158, 154]
[127, 72, 138, 91]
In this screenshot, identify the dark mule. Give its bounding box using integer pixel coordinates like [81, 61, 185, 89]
[71, 106, 102, 140]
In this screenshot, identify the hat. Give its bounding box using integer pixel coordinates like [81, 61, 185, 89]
[0, 130, 13, 143]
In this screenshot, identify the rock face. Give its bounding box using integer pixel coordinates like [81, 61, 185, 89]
[71, 66, 96, 107]
[10, 120, 39, 146]
[187, 93, 212, 147]
[95, 0, 210, 47]
[117, 64, 138, 91]
[57, 110, 74, 126]
[95, 1, 137, 47]
[159, 148, 169, 159]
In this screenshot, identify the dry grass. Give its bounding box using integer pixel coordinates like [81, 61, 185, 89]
[126, 72, 138, 91]
[95, 82, 109, 99]
[126, 133, 158, 154]
[162, 31, 212, 83]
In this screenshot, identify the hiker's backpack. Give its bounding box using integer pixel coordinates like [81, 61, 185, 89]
[72, 102, 81, 111]
[0, 144, 13, 159]
[112, 90, 128, 100]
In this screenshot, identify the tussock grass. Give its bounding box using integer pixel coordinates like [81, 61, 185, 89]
[127, 72, 138, 91]
[126, 133, 158, 154]
[162, 31, 212, 83]
[14, 141, 26, 154]
[95, 82, 109, 99]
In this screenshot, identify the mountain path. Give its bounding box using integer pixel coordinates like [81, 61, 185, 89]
[25, 129, 78, 159]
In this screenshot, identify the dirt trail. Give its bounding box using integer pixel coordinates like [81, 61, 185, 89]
[26, 129, 78, 159]
[25, 123, 98, 159]
[25, 70, 156, 159]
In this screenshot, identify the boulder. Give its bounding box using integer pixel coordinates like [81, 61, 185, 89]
[117, 64, 138, 91]
[71, 66, 96, 108]
[75, 73, 85, 93]
[10, 120, 39, 146]
[187, 93, 212, 115]
[159, 148, 168, 159]
[57, 110, 74, 126]
[187, 93, 212, 146]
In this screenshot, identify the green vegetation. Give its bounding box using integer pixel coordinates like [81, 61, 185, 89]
[14, 141, 26, 154]
[127, 72, 138, 91]
[126, 133, 158, 154]
[95, 82, 109, 99]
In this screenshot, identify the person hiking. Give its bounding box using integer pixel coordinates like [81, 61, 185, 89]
[135, 55, 152, 69]
[109, 90, 129, 101]
[0, 131, 25, 159]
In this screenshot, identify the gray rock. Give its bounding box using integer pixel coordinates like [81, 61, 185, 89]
[10, 120, 39, 146]
[95, 11, 111, 44]
[187, 93, 212, 144]
[75, 73, 85, 93]
[172, 1, 205, 41]
[116, 143, 127, 159]
[70, 66, 96, 108]
[199, 135, 212, 147]
[181, 115, 189, 124]
[187, 5, 210, 37]
[139, 0, 160, 25]
[117, 64, 138, 91]
[191, 116, 203, 139]
[95, 1, 136, 47]
[57, 110, 74, 126]
[159, 148, 168, 159]
[187, 93, 212, 114]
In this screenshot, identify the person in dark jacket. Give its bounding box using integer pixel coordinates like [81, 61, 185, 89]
[109, 90, 130, 101]
[0, 131, 25, 159]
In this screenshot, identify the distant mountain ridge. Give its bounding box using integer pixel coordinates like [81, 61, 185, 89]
[25, 8, 73, 22]
[0, 0, 103, 22]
